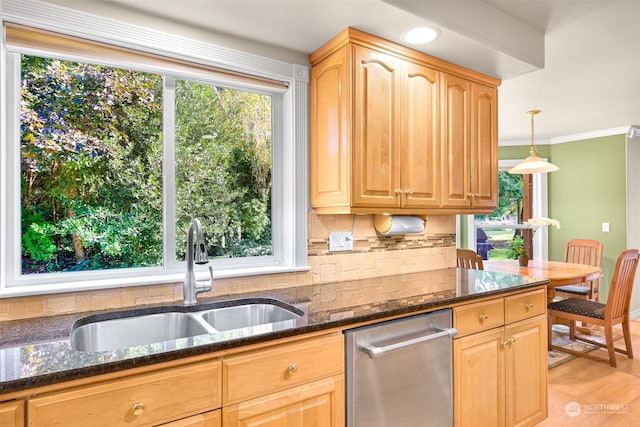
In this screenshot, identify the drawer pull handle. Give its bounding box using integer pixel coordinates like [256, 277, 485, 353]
[479, 314, 489, 321]
[287, 364, 298, 375]
[525, 303, 534, 310]
[132, 402, 146, 416]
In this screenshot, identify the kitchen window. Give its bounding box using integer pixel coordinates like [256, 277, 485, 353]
[0, 17, 308, 295]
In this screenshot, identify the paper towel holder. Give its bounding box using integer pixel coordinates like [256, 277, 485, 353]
[374, 214, 427, 235]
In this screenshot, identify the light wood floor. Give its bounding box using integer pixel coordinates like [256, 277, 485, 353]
[537, 319, 640, 426]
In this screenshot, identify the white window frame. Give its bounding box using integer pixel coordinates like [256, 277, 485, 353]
[0, 0, 309, 297]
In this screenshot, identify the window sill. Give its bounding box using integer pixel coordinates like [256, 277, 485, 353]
[0, 265, 311, 299]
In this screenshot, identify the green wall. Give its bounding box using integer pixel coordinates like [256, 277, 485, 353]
[499, 135, 627, 300]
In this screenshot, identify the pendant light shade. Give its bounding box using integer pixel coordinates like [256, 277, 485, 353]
[508, 110, 559, 174]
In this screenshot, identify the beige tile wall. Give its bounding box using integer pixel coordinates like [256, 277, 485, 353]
[0, 213, 456, 322]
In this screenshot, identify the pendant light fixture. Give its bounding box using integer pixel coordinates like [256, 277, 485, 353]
[508, 110, 559, 174]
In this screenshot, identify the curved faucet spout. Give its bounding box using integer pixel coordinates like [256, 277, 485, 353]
[184, 218, 213, 305]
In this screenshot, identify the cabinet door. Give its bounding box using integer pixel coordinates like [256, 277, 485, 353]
[352, 45, 402, 208]
[310, 45, 350, 211]
[223, 375, 344, 427]
[442, 74, 472, 208]
[454, 328, 506, 427]
[158, 410, 221, 427]
[401, 62, 441, 208]
[505, 315, 548, 427]
[470, 83, 498, 209]
[0, 400, 24, 427]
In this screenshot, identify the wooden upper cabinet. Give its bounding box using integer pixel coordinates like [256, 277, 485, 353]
[442, 74, 472, 208]
[402, 61, 441, 209]
[442, 76, 498, 212]
[352, 45, 403, 209]
[471, 83, 498, 210]
[309, 27, 500, 215]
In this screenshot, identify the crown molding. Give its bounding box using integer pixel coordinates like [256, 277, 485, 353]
[500, 126, 636, 146]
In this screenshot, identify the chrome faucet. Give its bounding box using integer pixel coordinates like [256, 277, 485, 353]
[184, 218, 213, 305]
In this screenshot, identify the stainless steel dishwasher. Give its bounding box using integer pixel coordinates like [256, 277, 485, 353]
[345, 308, 457, 427]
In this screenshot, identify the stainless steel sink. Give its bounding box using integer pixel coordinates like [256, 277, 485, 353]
[199, 303, 301, 331]
[70, 312, 213, 352]
[70, 299, 303, 352]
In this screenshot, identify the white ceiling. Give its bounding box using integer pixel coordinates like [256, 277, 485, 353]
[44, 0, 640, 143]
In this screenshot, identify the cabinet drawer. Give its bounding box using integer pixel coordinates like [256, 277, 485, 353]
[223, 334, 344, 405]
[454, 299, 504, 337]
[28, 361, 221, 427]
[505, 289, 546, 324]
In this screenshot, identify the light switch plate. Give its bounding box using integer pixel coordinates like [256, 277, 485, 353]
[602, 222, 610, 232]
[329, 231, 353, 252]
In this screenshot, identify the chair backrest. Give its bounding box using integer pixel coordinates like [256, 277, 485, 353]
[457, 248, 484, 270]
[564, 239, 603, 268]
[605, 249, 640, 321]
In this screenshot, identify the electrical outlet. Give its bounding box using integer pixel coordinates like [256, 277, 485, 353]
[329, 231, 354, 252]
[602, 222, 610, 232]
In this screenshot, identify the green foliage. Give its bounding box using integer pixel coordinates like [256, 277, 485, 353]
[21, 213, 56, 262]
[174, 80, 272, 260]
[491, 171, 523, 220]
[20, 54, 273, 274]
[507, 235, 528, 259]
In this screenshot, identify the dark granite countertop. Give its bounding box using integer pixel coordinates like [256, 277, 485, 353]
[0, 267, 548, 395]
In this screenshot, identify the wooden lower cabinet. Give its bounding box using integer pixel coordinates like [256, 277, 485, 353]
[454, 289, 548, 427]
[0, 400, 24, 427]
[222, 333, 345, 427]
[223, 375, 344, 427]
[160, 410, 221, 427]
[16, 333, 344, 427]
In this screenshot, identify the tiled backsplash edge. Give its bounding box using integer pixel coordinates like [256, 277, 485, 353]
[0, 214, 457, 322]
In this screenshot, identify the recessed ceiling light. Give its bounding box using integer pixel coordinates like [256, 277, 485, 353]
[402, 26, 440, 45]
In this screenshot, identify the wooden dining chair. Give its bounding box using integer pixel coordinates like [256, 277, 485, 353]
[547, 248, 640, 367]
[456, 248, 484, 270]
[554, 239, 603, 301]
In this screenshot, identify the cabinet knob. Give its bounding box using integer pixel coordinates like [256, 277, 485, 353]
[525, 303, 534, 310]
[466, 193, 473, 199]
[501, 340, 511, 347]
[475, 193, 481, 198]
[479, 314, 488, 321]
[404, 189, 413, 195]
[287, 364, 298, 375]
[395, 189, 403, 195]
[132, 402, 146, 416]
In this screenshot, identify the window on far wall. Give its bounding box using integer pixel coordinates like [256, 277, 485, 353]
[2, 20, 306, 294]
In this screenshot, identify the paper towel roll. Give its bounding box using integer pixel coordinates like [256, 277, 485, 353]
[374, 215, 425, 235]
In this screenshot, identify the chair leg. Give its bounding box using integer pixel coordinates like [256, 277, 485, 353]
[604, 325, 617, 368]
[622, 320, 634, 359]
[569, 320, 576, 340]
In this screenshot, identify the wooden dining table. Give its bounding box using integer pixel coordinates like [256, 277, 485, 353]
[483, 259, 603, 303]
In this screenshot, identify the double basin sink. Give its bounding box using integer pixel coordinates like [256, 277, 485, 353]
[70, 298, 304, 352]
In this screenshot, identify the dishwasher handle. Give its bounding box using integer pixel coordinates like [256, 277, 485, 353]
[359, 327, 458, 359]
